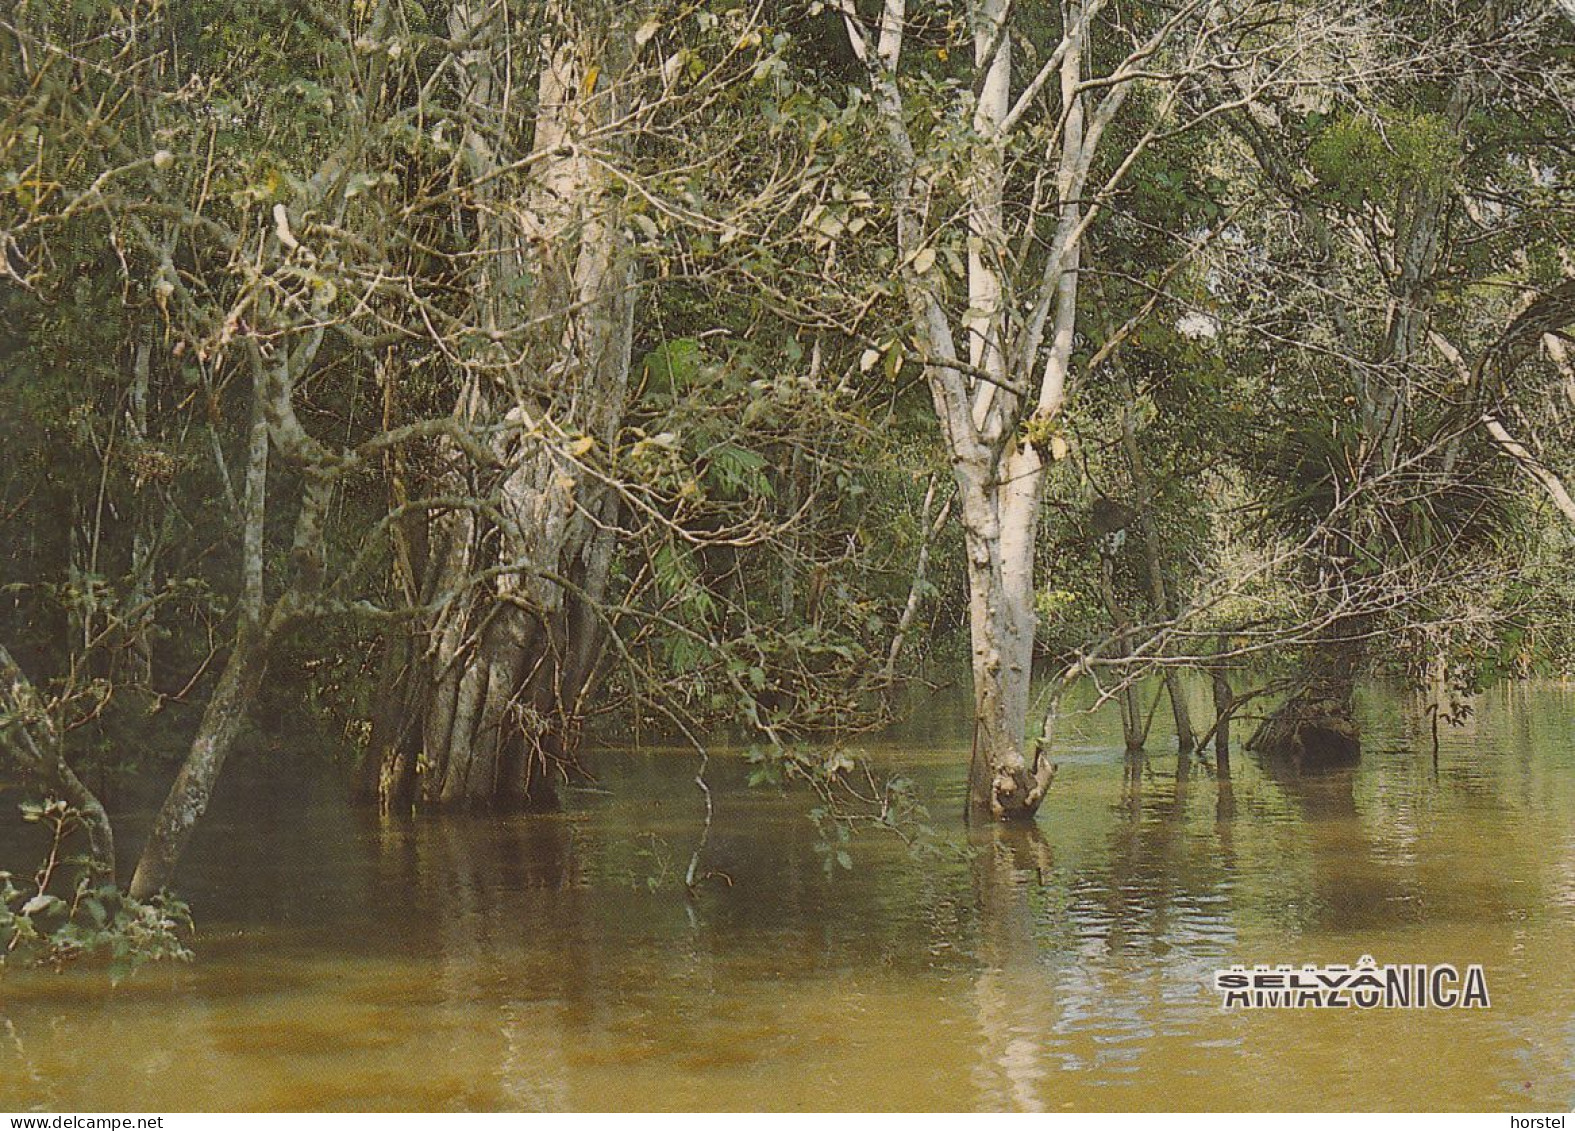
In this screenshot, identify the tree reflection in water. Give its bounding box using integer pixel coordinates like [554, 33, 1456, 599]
[969, 824, 1055, 1111]
[370, 811, 581, 1109]
[2, 682, 1573, 1110]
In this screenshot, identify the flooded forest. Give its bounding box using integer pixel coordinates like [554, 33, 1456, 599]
[2, 0, 1575, 1113]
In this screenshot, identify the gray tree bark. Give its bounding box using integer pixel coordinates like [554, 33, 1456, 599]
[127, 364, 277, 899]
[380, 1, 637, 809]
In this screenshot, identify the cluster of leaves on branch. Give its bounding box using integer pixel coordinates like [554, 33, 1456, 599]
[1, 800, 191, 974]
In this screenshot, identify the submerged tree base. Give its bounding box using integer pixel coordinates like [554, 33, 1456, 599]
[1247, 691, 1361, 770]
[969, 736, 1058, 822]
[984, 763, 1057, 821]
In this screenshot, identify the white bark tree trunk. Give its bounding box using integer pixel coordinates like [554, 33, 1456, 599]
[841, 0, 1120, 818]
[959, 447, 1054, 816]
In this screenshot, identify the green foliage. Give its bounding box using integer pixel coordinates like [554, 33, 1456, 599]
[639, 338, 706, 396]
[743, 744, 944, 876]
[0, 873, 194, 977]
[1308, 108, 1459, 210]
[1, 801, 192, 977]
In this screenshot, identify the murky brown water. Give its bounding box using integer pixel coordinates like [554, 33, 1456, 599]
[2, 680, 1574, 1111]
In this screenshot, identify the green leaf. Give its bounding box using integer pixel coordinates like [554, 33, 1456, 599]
[81, 896, 108, 927]
[641, 338, 703, 395]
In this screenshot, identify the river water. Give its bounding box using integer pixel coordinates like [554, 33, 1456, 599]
[2, 680, 1574, 1111]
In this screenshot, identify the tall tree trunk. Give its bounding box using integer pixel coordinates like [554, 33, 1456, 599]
[357, 353, 422, 807]
[127, 357, 277, 898]
[1211, 632, 1233, 780]
[1116, 372, 1194, 752]
[125, 335, 156, 689]
[884, 474, 950, 687]
[379, 1, 637, 809]
[959, 450, 1055, 819]
[127, 620, 269, 898]
[844, 0, 1125, 819]
[1094, 552, 1145, 752]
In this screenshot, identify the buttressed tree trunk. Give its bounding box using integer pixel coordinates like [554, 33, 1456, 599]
[379, 1, 636, 810]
